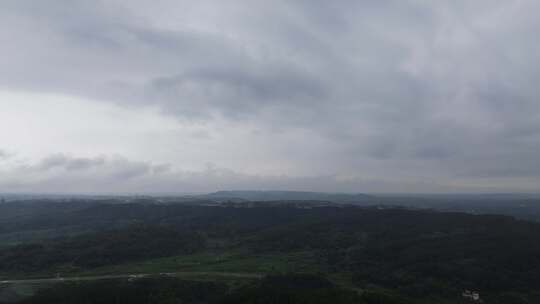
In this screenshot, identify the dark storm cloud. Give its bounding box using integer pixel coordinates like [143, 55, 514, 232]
[149, 66, 328, 119]
[1, 0, 540, 189]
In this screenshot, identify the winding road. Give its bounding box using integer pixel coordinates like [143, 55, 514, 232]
[0, 271, 263, 285]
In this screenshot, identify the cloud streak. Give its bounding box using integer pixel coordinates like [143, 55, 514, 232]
[2, 153, 523, 194]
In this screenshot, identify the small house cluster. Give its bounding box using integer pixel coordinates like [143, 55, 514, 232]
[462, 290, 482, 302]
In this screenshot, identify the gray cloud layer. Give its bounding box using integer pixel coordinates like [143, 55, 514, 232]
[1, 1, 540, 192]
[1, 153, 512, 194]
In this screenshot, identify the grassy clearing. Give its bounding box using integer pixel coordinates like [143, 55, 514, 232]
[80, 251, 321, 277]
[0, 282, 57, 303]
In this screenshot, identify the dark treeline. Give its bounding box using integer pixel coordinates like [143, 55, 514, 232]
[0, 225, 205, 272]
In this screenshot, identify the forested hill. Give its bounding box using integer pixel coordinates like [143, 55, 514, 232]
[1, 200, 540, 303]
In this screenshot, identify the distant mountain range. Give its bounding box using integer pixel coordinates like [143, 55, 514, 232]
[197, 190, 374, 203]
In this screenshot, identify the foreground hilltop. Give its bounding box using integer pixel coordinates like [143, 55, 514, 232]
[0, 199, 540, 303]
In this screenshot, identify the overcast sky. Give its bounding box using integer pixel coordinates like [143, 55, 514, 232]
[1, 0, 539, 194]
